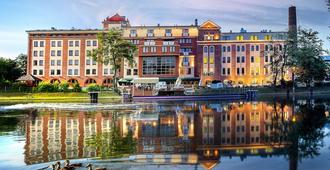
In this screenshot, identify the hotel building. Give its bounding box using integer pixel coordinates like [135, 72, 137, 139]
[27, 7, 296, 86]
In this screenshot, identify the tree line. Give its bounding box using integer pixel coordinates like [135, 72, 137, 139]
[0, 54, 26, 86]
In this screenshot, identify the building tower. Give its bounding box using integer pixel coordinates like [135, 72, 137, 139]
[288, 6, 297, 33]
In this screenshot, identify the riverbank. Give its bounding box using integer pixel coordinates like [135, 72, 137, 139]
[0, 91, 121, 103]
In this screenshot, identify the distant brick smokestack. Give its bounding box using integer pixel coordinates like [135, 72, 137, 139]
[288, 6, 297, 33]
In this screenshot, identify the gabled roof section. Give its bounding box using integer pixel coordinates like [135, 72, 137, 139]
[199, 20, 221, 29]
[104, 13, 126, 22]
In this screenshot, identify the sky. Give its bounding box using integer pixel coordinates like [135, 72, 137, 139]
[0, 0, 329, 58]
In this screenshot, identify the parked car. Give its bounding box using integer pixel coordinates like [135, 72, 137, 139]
[208, 80, 224, 89]
[155, 81, 167, 90]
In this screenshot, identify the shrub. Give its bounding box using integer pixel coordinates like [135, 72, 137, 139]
[36, 81, 56, 92]
[86, 83, 100, 92]
[73, 83, 82, 92]
[59, 81, 69, 92]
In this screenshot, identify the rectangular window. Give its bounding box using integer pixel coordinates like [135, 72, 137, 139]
[130, 29, 137, 37]
[75, 50, 79, 56]
[241, 56, 245, 63]
[57, 41, 62, 47]
[142, 57, 176, 75]
[104, 68, 108, 75]
[237, 46, 240, 52]
[39, 51, 44, 57]
[51, 69, 55, 75]
[241, 68, 245, 75]
[222, 46, 226, 52]
[33, 51, 38, 57]
[69, 41, 74, 47]
[93, 40, 97, 46]
[86, 59, 90, 65]
[40, 41, 44, 47]
[39, 60, 43, 66]
[57, 60, 61, 66]
[74, 59, 79, 66]
[68, 69, 72, 75]
[34, 41, 38, 47]
[33, 69, 37, 75]
[162, 46, 167, 53]
[92, 59, 96, 65]
[39, 69, 43, 75]
[251, 45, 255, 51]
[51, 41, 56, 47]
[74, 69, 78, 75]
[236, 56, 240, 63]
[33, 60, 38, 66]
[86, 69, 90, 75]
[227, 46, 231, 52]
[227, 57, 230, 63]
[92, 69, 96, 75]
[51, 60, 55, 66]
[86, 40, 91, 46]
[227, 68, 230, 75]
[222, 57, 226, 63]
[256, 45, 259, 51]
[51, 50, 55, 56]
[222, 68, 226, 75]
[147, 29, 154, 36]
[75, 41, 79, 47]
[241, 45, 245, 52]
[57, 50, 61, 56]
[169, 46, 175, 52]
[69, 50, 73, 56]
[133, 69, 138, 75]
[56, 69, 61, 75]
[251, 56, 255, 63]
[127, 69, 132, 75]
[237, 68, 240, 75]
[69, 59, 73, 66]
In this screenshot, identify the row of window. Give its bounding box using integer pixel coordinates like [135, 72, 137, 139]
[33, 40, 97, 48]
[221, 67, 264, 76]
[235, 35, 272, 41]
[142, 46, 176, 53]
[33, 60, 43, 66]
[130, 28, 189, 37]
[126, 69, 138, 76]
[178, 38, 192, 44]
[221, 125, 260, 133]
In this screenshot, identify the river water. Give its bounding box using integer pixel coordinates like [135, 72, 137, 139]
[0, 98, 329, 170]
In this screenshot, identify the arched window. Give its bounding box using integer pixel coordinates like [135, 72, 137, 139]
[103, 78, 112, 87]
[50, 79, 60, 84]
[85, 79, 96, 86]
[68, 79, 78, 85]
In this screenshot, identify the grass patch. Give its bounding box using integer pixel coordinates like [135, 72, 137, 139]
[0, 91, 121, 101]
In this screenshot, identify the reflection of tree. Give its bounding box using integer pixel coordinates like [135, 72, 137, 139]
[268, 100, 329, 170]
[0, 110, 26, 136]
[86, 113, 136, 159]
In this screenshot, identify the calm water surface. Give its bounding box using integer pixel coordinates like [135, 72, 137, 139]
[0, 98, 329, 170]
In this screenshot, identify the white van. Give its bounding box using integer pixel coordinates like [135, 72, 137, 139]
[155, 81, 167, 90]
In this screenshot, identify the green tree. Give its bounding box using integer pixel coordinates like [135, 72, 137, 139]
[0, 57, 23, 85]
[291, 28, 328, 94]
[88, 29, 137, 90]
[15, 54, 27, 75]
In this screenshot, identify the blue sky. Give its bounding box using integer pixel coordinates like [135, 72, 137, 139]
[0, 0, 329, 58]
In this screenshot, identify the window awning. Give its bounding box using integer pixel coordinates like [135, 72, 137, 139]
[118, 78, 133, 83]
[132, 77, 159, 84]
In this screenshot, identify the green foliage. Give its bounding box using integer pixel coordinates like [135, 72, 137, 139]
[86, 83, 100, 92]
[292, 28, 328, 84]
[59, 81, 69, 92]
[35, 81, 75, 92]
[72, 83, 82, 92]
[0, 57, 23, 85]
[87, 29, 137, 89]
[86, 114, 136, 159]
[15, 54, 27, 75]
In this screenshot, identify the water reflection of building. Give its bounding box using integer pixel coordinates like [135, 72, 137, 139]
[24, 101, 293, 167]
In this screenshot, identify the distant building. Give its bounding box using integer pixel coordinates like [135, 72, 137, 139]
[26, 7, 296, 86]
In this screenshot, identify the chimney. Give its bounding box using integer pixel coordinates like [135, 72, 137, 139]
[195, 19, 198, 26]
[288, 6, 297, 33]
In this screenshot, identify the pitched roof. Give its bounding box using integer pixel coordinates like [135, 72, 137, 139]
[17, 74, 40, 81]
[104, 13, 126, 22]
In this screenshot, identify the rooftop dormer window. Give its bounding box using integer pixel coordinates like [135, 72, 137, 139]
[165, 29, 172, 37]
[182, 28, 189, 36]
[147, 29, 154, 37]
[130, 29, 137, 37]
